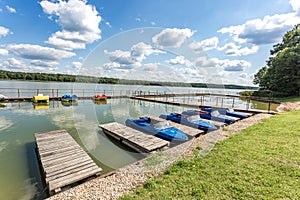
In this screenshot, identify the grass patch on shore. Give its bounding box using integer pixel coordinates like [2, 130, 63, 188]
[120, 111, 300, 199]
[276, 96, 300, 102]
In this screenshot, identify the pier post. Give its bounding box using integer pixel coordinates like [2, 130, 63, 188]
[17, 89, 20, 98]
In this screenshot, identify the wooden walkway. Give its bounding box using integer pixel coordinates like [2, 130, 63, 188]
[34, 130, 102, 194]
[99, 122, 170, 153]
[147, 115, 205, 137]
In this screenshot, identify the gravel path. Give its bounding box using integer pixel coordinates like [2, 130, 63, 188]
[48, 113, 272, 200]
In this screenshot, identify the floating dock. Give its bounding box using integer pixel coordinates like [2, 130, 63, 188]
[99, 122, 170, 153]
[34, 130, 102, 194]
[147, 115, 205, 137]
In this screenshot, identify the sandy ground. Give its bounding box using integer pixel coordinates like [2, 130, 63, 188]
[47, 113, 273, 200]
[276, 101, 300, 112]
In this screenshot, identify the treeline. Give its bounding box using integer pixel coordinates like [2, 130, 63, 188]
[0, 69, 257, 90]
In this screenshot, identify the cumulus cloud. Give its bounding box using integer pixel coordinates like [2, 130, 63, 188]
[71, 61, 82, 70]
[30, 60, 58, 68]
[218, 42, 259, 56]
[0, 26, 10, 37]
[40, 0, 101, 50]
[6, 5, 16, 13]
[290, 0, 300, 15]
[152, 28, 194, 48]
[211, 58, 251, 71]
[168, 55, 193, 66]
[1, 58, 27, 70]
[142, 63, 158, 71]
[189, 37, 219, 51]
[0, 49, 8, 56]
[194, 56, 216, 68]
[104, 42, 164, 69]
[7, 44, 75, 61]
[105, 21, 112, 28]
[218, 11, 299, 45]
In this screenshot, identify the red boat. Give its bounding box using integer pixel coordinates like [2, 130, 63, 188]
[94, 94, 107, 100]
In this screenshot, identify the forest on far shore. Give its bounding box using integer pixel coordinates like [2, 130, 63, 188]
[0, 69, 257, 90]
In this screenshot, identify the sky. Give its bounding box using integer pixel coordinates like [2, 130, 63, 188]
[0, 0, 299, 86]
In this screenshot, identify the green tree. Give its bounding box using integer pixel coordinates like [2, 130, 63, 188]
[253, 24, 300, 97]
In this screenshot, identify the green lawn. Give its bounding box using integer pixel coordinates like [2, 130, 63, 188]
[276, 96, 300, 102]
[121, 111, 300, 199]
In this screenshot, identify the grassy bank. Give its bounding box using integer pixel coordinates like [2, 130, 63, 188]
[276, 96, 300, 102]
[121, 111, 300, 199]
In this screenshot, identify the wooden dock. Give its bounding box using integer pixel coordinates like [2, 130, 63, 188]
[34, 130, 102, 194]
[99, 122, 170, 153]
[147, 115, 205, 137]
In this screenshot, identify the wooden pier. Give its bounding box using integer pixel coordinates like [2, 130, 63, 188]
[99, 122, 170, 153]
[34, 130, 102, 194]
[147, 115, 205, 137]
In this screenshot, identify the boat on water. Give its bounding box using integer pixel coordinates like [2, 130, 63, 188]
[202, 107, 249, 119]
[125, 117, 189, 142]
[159, 113, 217, 131]
[61, 94, 78, 102]
[32, 94, 49, 103]
[93, 94, 107, 100]
[182, 109, 236, 124]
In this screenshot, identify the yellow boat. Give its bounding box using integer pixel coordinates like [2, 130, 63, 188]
[33, 94, 49, 103]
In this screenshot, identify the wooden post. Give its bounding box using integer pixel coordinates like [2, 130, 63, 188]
[52, 89, 54, 97]
[232, 98, 235, 108]
[57, 89, 59, 97]
[18, 89, 20, 98]
[37, 89, 39, 95]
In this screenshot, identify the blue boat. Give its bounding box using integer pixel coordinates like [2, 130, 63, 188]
[182, 109, 236, 124]
[125, 117, 189, 142]
[61, 94, 78, 102]
[159, 113, 217, 131]
[201, 108, 249, 119]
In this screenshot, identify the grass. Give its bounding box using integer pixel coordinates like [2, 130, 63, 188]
[276, 96, 300, 102]
[120, 110, 300, 199]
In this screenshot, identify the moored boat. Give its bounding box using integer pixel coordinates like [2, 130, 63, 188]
[61, 94, 78, 102]
[202, 108, 249, 119]
[125, 117, 189, 142]
[183, 109, 236, 124]
[159, 113, 217, 131]
[93, 94, 107, 100]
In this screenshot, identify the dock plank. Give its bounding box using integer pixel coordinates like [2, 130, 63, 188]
[35, 130, 102, 194]
[99, 123, 169, 153]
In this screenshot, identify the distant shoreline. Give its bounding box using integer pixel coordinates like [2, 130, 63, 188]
[0, 70, 258, 90]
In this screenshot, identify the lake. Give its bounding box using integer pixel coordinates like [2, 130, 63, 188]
[0, 80, 279, 199]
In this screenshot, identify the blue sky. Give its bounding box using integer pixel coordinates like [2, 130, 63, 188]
[0, 0, 299, 85]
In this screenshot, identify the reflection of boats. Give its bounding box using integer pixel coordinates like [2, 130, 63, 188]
[93, 94, 107, 101]
[159, 113, 217, 131]
[202, 108, 249, 119]
[182, 109, 236, 124]
[93, 99, 107, 105]
[61, 94, 78, 102]
[32, 103, 50, 110]
[61, 101, 78, 106]
[33, 94, 49, 103]
[125, 117, 189, 142]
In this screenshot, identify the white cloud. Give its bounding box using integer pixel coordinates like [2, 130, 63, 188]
[151, 21, 156, 26]
[71, 61, 82, 70]
[168, 55, 193, 66]
[0, 49, 8, 56]
[218, 11, 299, 45]
[211, 58, 251, 71]
[152, 28, 194, 48]
[0, 26, 10, 37]
[194, 56, 216, 68]
[40, 0, 101, 50]
[189, 37, 219, 51]
[290, 0, 300, 15]
[105, 22, 112, 28]
[7, 44, 75, 61]
[1, 58, 27, 70]
[104, 42, 164, 69]
[30, 60, 58, 68]
[142, 63, 158, 71]
[218, 42, 259, 56]
[135, 17, 142, 22]
[6, 5, 16, 13]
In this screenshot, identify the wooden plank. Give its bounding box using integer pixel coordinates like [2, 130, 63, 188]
[35, 130, 102, 194]
[48, 167, 101, 192]
[99, 123, 169, 153]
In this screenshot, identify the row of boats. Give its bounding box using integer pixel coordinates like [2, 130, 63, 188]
[33, 93, 108, 103]
[125, 108, 249, 142]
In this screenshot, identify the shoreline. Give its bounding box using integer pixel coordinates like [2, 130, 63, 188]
[48, 113, 272, 200]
